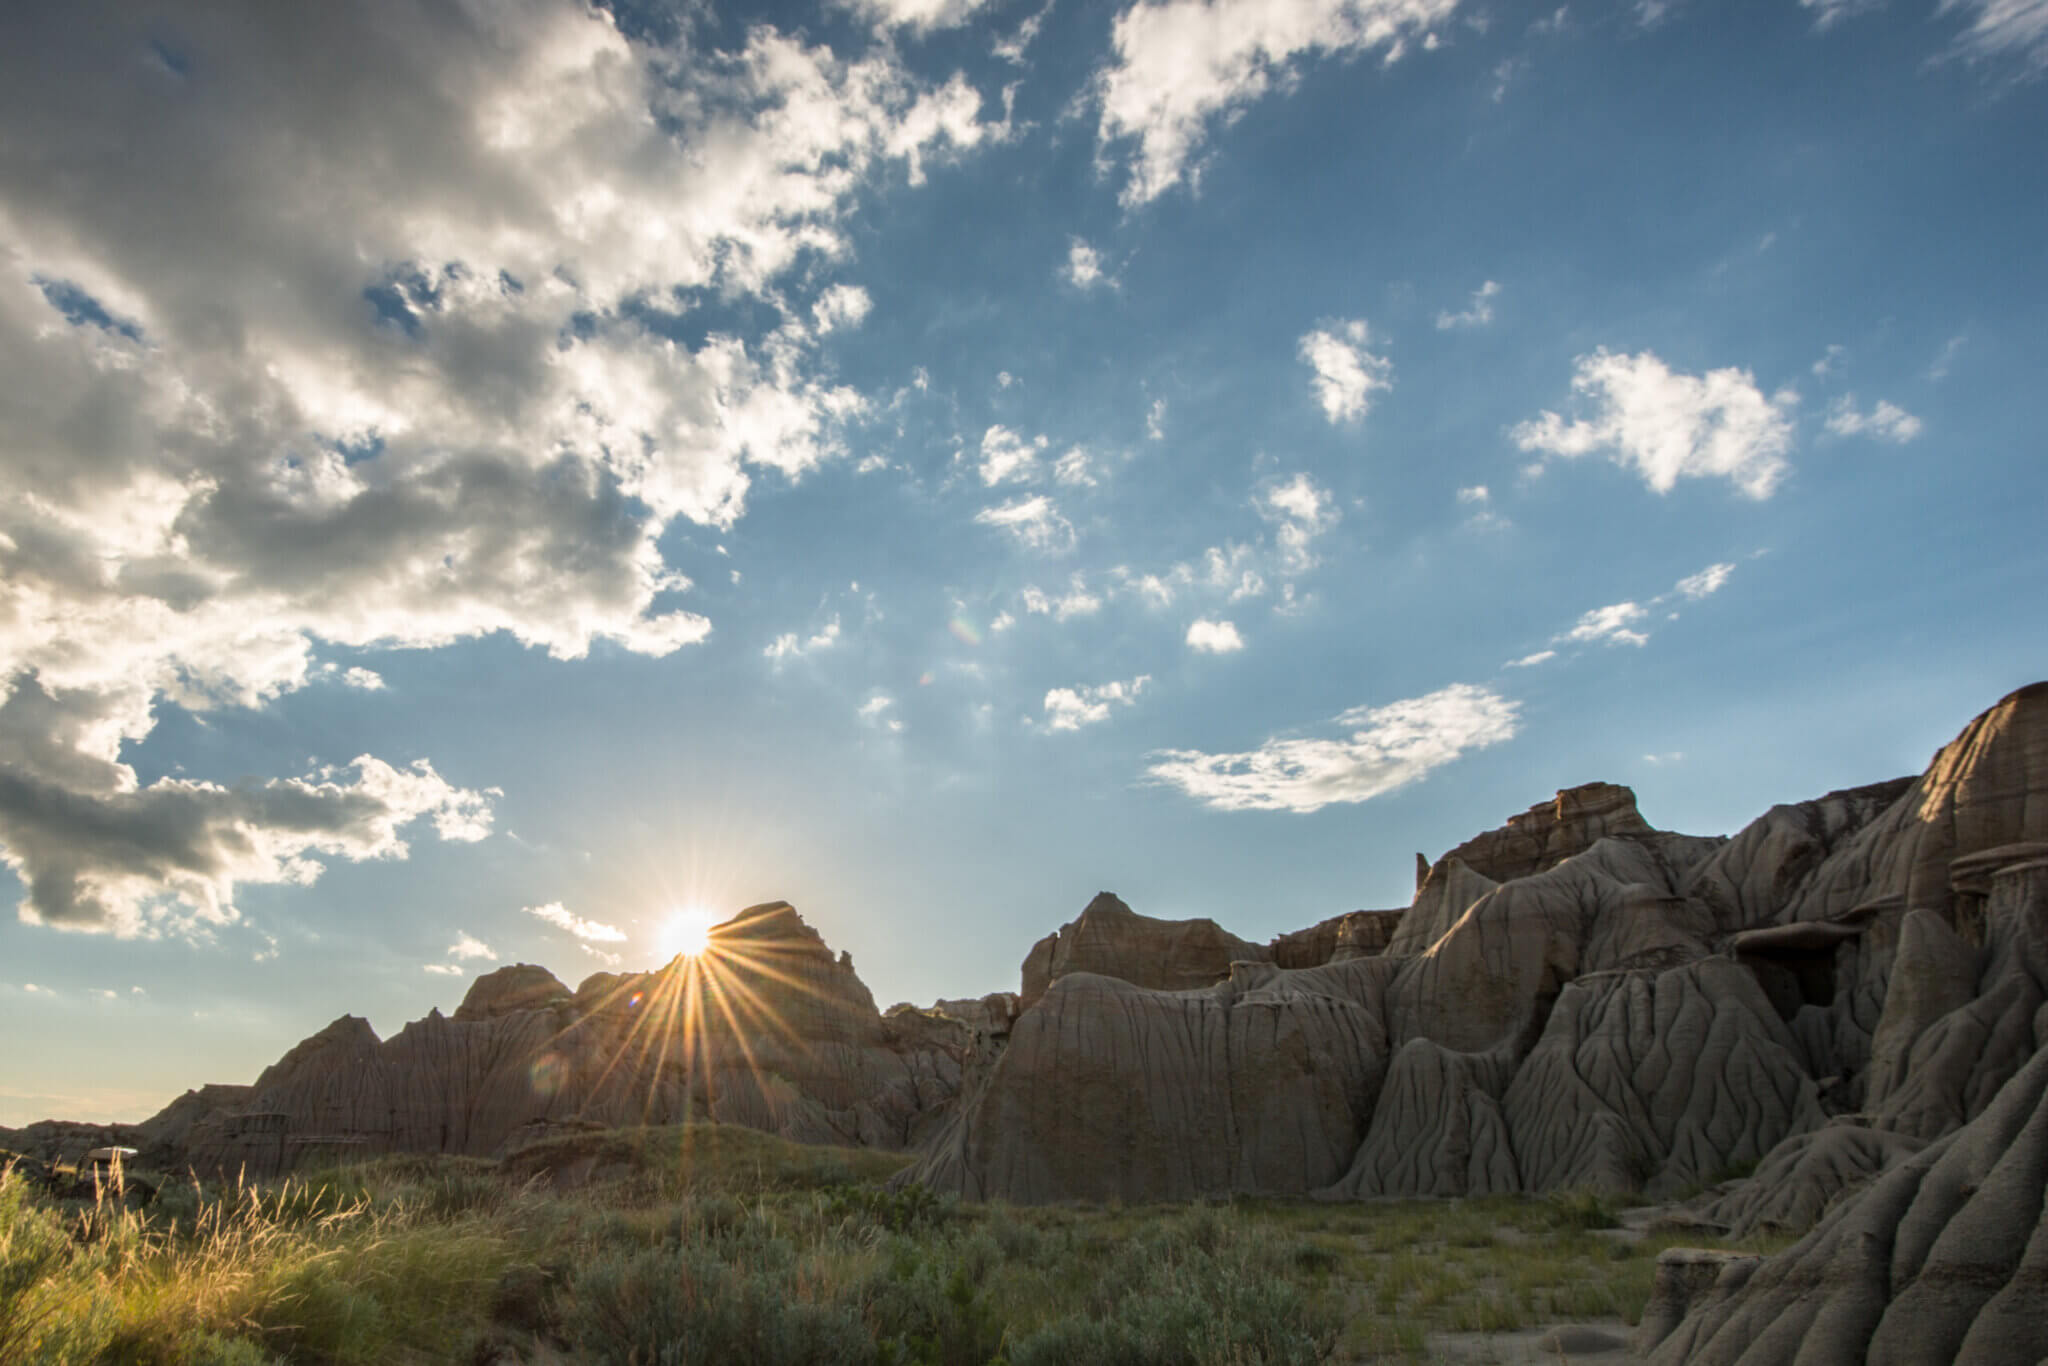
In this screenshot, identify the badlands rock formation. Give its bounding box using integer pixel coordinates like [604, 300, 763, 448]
[169, 901, 972, 1177]
[124, 682, 2048, 1357]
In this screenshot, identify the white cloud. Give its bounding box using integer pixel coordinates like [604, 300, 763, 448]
[989, 611, 1016, 634]
[1043, 676, 1151, 731]
[844, 0, 992, 34]
[764, 616, 842, 661]
[811, 284, 874, 335]
[1929, 333, 1967, 381]
[1941, 0, 2048, 74]
[341, 667, 386, 692]
[980, 425, 1049, 485]
[1562, 602, 1649, 647]
[1643, 751, 1686, 764]
[1512, 349, 1796, 498]
[1674, 562, 1735, 599]
[975, 495, 1075, 552]
[1186, 619, 1245, 653]
[1436, 280, 1501, 330]
[1299, 320, 1392, 424]
[1457, 485, 1489, 504]
[423, 963, 464, 976]
[1147, 682, 1519, 813]
[1146, 398, 1168, 440]
[1064, 239, 1114, 290]
[1825, 395, 1923, 443]
[524, 901, 626, 943]
[0, 4, 1006, 937]
[1095, 0, 1459, 206]
[858, 693, 904, 731]
[449, 932, 499, 962]
[1812, 343, 1846, 376]
[1053, 447, 1098, 487]
[1021, 576, 1102, 621]
[1260, 474, 1341, 574]
[1503, 650, 1555, 669]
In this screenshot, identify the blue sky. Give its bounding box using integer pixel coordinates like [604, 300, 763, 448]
[2, 0, 2044, 1125]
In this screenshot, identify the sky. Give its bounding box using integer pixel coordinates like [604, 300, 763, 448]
[2, 0, 2045, 1127]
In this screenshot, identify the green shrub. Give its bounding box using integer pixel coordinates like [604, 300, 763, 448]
[564, 1242, 874, 1366]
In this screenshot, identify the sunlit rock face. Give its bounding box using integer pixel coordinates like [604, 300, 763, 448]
[172, 901, 970, 1176]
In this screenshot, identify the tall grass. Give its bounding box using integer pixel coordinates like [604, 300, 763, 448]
[1, 1133, 1790, 1364]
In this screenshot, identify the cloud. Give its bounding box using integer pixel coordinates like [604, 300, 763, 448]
[341, 667, 386, 692]
[1812, 343, 1846, 376]
[1674, 562, 1735, 599]
[448, 932, 498, 961]
[524, 901, 626, 943]
[1561, 602, 1649, 647]
[1929, 333, 1968, 381]
[1064, 239, 1114, 290]
[980, 425, 1049, 485]
[1643, 751, 1685, 764]
[1186, 619, 1245, 653]
[1941, 0, 2048, 74]
[423, 963, 464, 976]
[1147, 683, 1519, 813]
[1503, 650, 1555, 668]
[1146, 398, 1168, 440]
[1021, 576, 1102, 621]
[0, 3, 1005, 936]
[1512, 349, 1796, 498]
[1800, 0, 1879, 28]
[844, 0, 992, 34]
[811, 284, 874, 335]
[858, 693, 904, 732]
[1825, 395, 1923, 443]
[975, 495, 1076, 552]
[1299, 320, 1392, 424]
[764, 616, 842, 661]
[0, 675, 494, 935]
[1436, 280, 1501, 330]
[1094, 0, 1459, 206]
[1053, 447, 1098, 487]
[1260, 474, 1341, 574]
[1043, 676, 1151, 731]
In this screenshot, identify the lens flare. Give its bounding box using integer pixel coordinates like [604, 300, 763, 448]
[529, 1051, 567, 1098]
[656, 907, 717, 960]
[947, 615, 981, 646]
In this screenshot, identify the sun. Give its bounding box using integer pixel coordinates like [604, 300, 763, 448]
[655, 906, 718, 961]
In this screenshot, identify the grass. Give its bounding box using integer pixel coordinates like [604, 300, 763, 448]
[2, 1131, 1795, 1364]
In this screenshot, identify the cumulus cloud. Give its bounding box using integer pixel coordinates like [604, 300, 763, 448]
[975, 495, 1076, 552]
[1095, 0, 1459, 206]
[1043, 676, 1151, 731]
[844, 0, 993, 34]
[1674, 562, 1735, 599]
[1436, 280, 1501, 330]
[1186, 619, 1245, 653]
[1825, 395, 1924, 442]
[0, 3, 1004, 935]
[342, 668, 386, 692]
[1064, 239, 1113, 290]
[979, 425, 1049, 485]
[1147, 683, 1519, 813]
[1299, 320, 1392, 424]
[1513, 349, 1797, 498]
[1503, 650, 1555, 669]
[858, 693, 904, 731]
[1260, 474, 1341, 574]
[524, 901, 626, 943]
[811, 284, 874, 335]
[1562, 602, 1649, 647]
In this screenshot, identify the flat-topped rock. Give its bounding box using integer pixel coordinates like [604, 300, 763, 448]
[1018, 891, 1270, 1007]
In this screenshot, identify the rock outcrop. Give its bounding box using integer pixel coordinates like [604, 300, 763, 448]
[119, 674, 2048, 1357]
[169, 902, 971, 1177]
